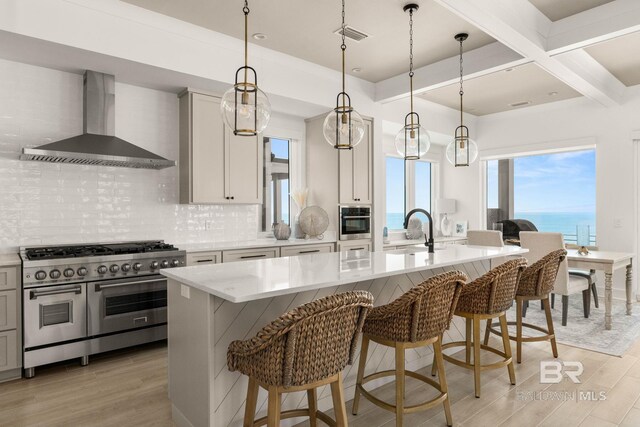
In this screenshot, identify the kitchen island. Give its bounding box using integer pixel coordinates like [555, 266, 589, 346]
[161, 244, 527, 427]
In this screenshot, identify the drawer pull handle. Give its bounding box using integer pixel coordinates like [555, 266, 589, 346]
[240, 254, 267, 259]
[196, 259, 214, 263]
[299, 250, 320, 254]
[350, 247, 365, 251]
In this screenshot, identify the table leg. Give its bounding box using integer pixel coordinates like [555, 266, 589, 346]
[605, 271, 613, 330]
[626, 263, 633, 315]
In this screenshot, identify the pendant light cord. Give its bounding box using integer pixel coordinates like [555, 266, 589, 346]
[409, 7, 414, 127]
[459, 36, 464, 128]
[243, 0, 249, 83]
[341, 0, 347, 111]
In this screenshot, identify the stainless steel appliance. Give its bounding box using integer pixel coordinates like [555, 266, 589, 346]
[20, 240, 185, 378]
[339, 205, 372, 241]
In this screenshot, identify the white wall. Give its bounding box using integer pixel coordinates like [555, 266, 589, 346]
[0, 58, 272, 252]
[453, 87, 640, 297]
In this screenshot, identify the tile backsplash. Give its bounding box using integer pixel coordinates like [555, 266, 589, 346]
[0, 59, 258, 253]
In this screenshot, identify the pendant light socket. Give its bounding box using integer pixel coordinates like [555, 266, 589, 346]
[403, 3, 419, 13]
[455, 33, 468, 42]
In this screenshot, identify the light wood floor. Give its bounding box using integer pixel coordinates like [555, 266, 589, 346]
[2, 337, 640, 427]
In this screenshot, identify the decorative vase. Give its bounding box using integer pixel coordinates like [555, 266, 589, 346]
[273, 223, 291, 240]
[293, 212, 305, 239]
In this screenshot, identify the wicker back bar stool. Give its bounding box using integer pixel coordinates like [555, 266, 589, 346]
[227, 291, 374, 427]
[352, 271, 468, 427]
[432, 258, 527, 398]
[484, 249, 567, 363]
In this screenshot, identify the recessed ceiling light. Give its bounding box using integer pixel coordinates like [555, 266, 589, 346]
[505, 68, 513, 72]
[509, 100, 531, 107]
[351, 67, 362, 73]
[548, 91, 558, 96]
[252, 33, 267, 40]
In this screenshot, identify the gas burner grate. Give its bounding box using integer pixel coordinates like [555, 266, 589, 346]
[24, 241, 178, 260]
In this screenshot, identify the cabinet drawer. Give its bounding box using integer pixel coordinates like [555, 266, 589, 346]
[383, 246, 397, 251]
[280, 244, 334, 257]
[186, 251, 222, 266]
[0, 291, 16, 332]
[339, 241, 372, 252]
[223, 248, 280, 263]
[0, 267, 17, 291]
[0, 330, 18, 372]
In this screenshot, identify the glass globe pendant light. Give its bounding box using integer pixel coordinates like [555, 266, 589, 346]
[395, 4, 430, 160]
[446, 33, 478, 166]
[220, 0, 271, 136]
[322, 0, 365, 149]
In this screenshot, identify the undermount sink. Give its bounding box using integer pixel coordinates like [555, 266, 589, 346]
[392, 245, 447, 254]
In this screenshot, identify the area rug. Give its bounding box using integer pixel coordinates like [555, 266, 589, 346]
[502, 297, 640, 357]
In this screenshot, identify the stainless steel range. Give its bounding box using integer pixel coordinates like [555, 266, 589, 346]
[20, 240, 186, 378]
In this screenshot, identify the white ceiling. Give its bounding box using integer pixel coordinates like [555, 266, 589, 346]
[528, 0, 614, 21]
[585, 31, 640, 87]
[122, 0, 495, 83]
[419, 63, 582, 116]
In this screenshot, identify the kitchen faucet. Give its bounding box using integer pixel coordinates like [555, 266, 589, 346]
[403, 208, 435, 253]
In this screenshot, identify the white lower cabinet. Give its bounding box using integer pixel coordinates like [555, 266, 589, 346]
[0, 330, 17, 373]
[186, 251, 222, 266]
[222, 248, 280, 263]
[338, 240, 372, 252]
[0, 261, 20, 382]
[280, 243, 334, 257]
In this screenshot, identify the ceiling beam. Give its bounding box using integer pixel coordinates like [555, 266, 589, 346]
[431, 0, 625, 107]
[547, 0, 640, 55]
[375, 42, 527, 103]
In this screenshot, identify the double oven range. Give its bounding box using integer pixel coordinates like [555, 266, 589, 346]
[20, 240, 186, 378]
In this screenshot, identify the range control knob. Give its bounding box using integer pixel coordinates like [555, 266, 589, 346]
[109, 264, 120, 273]
[133, 263, 142, 271]
[35, 270, 47, 281]
[171, 259, 180, 267]
[50, 269, 61, 279]
[150, 261, 159, 269]
[160, 260, 169, 269]
[97, 265, 108, 274]
[63, 268, 75, 278]
[77, 267, 88, 276]
[121, 263, 131, 272]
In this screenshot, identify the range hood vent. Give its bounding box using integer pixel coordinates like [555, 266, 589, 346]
[20, 71, 175, 170]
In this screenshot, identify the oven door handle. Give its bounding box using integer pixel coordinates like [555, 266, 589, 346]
[95, 278, 165, 291]
[30, 285, 82, 299]
[341, 215, 371, 219]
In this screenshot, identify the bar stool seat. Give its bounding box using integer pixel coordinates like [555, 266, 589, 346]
[484, 249, 567, 364]
[227, 291, 373, 427]
[352, 271, 468, 427]
[432, 258, 527, 398]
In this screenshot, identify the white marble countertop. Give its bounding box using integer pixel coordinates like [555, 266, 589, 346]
[383, 236, 467, 248]
[0, 253, 21, 266]
[161, 245, 527, 303]
[177, 235, 337, 253]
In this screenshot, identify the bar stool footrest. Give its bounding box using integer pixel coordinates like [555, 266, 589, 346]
[487, 321, 554, 343]
[441, 340, 512, 370]
[254, 409, 337, 427]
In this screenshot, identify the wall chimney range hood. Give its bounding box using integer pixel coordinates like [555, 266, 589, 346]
[21, 71, 176, 170]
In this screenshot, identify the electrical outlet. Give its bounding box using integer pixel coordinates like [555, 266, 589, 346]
[205, 220, 213, 230]
[614, 218, 623, 229]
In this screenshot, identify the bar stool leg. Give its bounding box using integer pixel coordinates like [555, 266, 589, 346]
[466, 318, 472, 365]
[499, 314, 516, 385]
[543, 297, 558, 358]
[267, 386, 281, 427]
[431, 334, 441, 377]
[330, 373, 348, 427]
[483, 319, 492, 346]
[352, 335, 370, 415]
[516, 297, 523, 364]
[243, 377, 259, 427]
[307, 388, 318, 427]
[434, 339, 453, 427]
[395, 343, 405, 427]
[473, 315, 481, 398]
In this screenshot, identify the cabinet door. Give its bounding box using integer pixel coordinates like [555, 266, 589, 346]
[353, 120, 372, 204]
[226, 130, 263, 204]
[0, 330, 17, 372]
[339, 147, 355, 204]
[280, 243, 334, 257]
[186, 251, 222, 266]
[0, 291, 16, 332]
[0, 267, 16, 291]
[191, 93, 227, 204]
[338, 240, 372, 252]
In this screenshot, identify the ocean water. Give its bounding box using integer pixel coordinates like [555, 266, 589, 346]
[385, 211, 596, 244]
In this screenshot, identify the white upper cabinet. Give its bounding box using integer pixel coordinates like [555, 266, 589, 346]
[339, 118, 372, 204]
[179, 91, 263, 204]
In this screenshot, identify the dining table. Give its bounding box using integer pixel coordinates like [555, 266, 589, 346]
[565, 249, 635, 330]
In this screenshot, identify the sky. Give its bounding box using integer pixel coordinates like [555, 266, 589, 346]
[487, 149, 596, 213]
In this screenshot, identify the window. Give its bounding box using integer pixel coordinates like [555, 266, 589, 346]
[486, 149, 596, 244]
[385, 157, 432, 229]
[261, 137, 290, 231]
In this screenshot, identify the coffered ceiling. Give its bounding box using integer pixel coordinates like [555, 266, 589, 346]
[585, 31, 640, 87]
[528, 0, 614, 22]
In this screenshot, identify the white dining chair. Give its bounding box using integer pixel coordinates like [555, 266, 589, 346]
[519, 232, 590, 326]
[467, 230, 506, 267]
